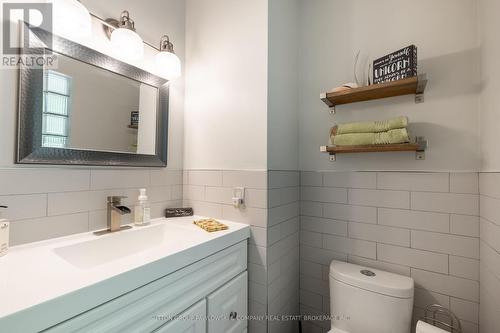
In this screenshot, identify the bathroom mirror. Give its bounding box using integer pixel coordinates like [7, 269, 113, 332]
[17, 26, 169, 167]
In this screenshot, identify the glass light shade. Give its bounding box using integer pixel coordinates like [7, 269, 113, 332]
[155, 51, 182, 80]
[110, 28, 144, 61]
[51, 0, 91, 39]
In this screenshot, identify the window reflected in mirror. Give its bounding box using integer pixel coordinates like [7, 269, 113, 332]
[42, 70, 71, 148]
[41, 52, 159, 155]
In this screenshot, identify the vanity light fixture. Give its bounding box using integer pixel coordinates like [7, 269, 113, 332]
[105, 10, 144, 61]
[155, 35, 182, 80]
[91, 9, 182, 79]
[51, 0, 91, 39]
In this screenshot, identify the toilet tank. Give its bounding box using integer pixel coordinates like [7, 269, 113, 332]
[329, 261, 414, 333]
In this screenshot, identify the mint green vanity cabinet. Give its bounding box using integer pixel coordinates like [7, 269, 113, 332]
[36, 242, 248, 333]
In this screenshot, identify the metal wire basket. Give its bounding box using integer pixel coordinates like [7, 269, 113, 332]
[421, 304, 462, 333]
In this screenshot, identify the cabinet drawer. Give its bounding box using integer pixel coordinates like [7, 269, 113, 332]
[207, 272, 248, 333]
[154, 300, 206, 333]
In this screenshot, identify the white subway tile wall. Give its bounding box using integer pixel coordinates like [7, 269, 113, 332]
[183, 169, 269, 227]
[3, 168, 492, 333]
[300, 172, 480, 333]
[2, 168, 183, 246]
[183, 170, 300, 333]
[266, 173, 299, 333]
[479, 173, 500, 333]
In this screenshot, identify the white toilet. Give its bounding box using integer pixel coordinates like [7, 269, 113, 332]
[328, 261, 414, 333]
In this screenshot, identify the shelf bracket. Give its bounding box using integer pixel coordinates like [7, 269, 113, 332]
[415, 74, 428, 104]
[415, 93, 424, 104]
[321, 145, 337, 161]
[415, 136, 428, 160]
[320, 93, 336, 115]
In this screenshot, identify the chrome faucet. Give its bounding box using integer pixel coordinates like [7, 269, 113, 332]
[94, 196, 132, 236]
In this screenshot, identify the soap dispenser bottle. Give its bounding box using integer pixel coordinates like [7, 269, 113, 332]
[134, 189, 151, 226]
[0, 205, 9, 257]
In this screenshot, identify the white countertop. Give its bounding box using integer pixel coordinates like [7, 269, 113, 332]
[0, 216, 249, 329]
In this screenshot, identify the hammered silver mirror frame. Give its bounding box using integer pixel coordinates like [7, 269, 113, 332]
[17, 25, 169, 167]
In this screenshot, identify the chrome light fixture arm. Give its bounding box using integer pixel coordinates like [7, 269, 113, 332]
[100, 11, 137, 39]
[92, 12, 163, 52]
[117, 10, 135, 31]
[159, 35, 175, 53]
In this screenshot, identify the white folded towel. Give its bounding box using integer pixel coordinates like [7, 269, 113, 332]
[416, 320, 449, 333]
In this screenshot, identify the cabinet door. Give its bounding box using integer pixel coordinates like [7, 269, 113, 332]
[207, 272, 248, 333]
[154, 300, 206, 333]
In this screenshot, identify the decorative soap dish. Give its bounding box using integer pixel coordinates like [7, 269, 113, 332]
[194, 218, 229, 232]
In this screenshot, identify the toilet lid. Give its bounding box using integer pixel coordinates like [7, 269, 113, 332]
[330, 260, 414, 298]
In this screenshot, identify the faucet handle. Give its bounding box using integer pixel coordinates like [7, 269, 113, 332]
[107, 196, 127, 204]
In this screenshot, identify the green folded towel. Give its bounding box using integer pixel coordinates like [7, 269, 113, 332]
[333, 128, 411, 146]
[336, 116, 408, 135]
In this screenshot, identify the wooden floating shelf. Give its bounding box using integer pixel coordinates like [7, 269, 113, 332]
[321, 143, 420, 154]
[128, 125, 138, 129]
[320, 74, 427, 109]
[320, 138, 428, 161]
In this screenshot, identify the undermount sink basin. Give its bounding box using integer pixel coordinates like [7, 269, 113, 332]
[54, 224, 170, 269]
